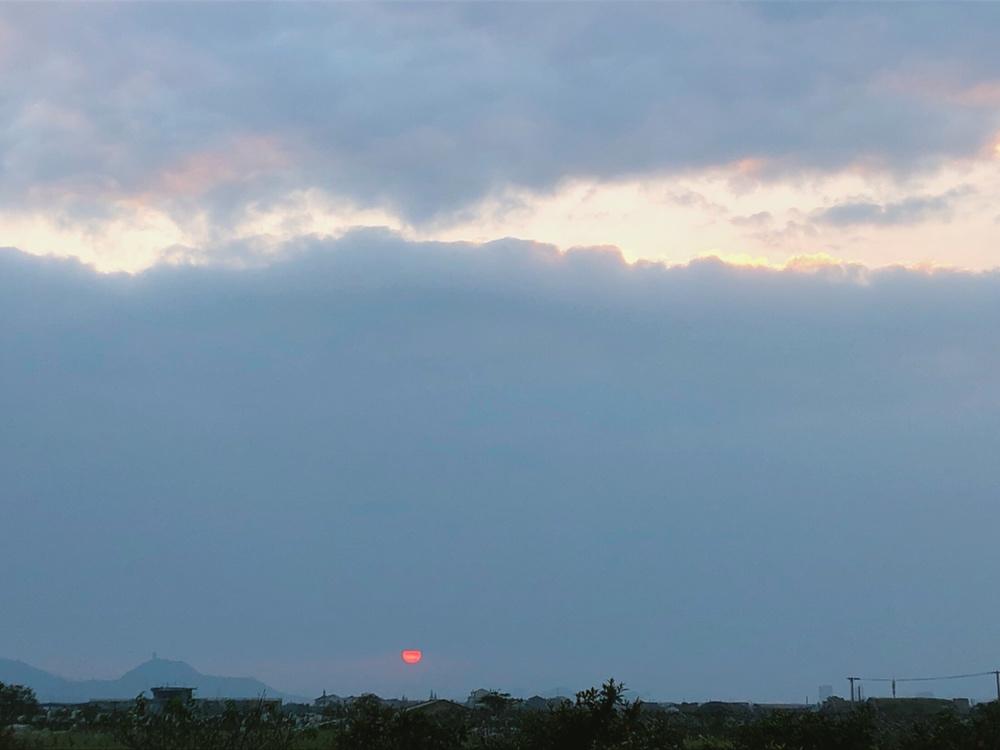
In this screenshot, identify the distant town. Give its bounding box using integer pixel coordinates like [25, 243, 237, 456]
[4, 656, 1000, 749]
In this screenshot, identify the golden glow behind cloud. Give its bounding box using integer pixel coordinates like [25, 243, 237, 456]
[4, 143, 999, 275]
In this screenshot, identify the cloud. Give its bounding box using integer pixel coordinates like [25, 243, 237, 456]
[2, 3, 1000, 226]
[813, 187, 974, 227]
[2, 234, 1000, 700]
[730, 211, 773, 227]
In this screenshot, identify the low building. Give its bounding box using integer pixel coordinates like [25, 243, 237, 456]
[149, 687, 195, 714]
[467, 688, 493, 707]
[151, 687, 195, 703]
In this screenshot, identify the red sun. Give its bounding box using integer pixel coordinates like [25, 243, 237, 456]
[401, 649, 423, 665]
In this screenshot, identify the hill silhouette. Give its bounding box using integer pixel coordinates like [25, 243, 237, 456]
[0, 657, 306, 703]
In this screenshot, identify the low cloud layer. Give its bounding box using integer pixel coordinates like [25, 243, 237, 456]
[3, 234, 999, 701]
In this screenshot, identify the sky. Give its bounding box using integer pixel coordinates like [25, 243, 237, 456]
[2, 2, 1000, 703]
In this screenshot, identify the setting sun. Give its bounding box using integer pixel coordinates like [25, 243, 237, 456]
[401, 650, 423, 665]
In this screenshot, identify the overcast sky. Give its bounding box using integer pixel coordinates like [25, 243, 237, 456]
[3, 3, 1000, 703]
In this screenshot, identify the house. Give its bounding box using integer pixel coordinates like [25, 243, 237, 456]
[314, 691, 345, 709]
[466, 688, 493, 707]
[149, 686, 195, 713]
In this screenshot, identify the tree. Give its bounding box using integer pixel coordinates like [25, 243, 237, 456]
[478, 691, 514, 714]
[0, 683, 38, 727]
[518, 678, 649, 750]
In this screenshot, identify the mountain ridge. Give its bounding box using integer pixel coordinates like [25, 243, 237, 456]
[0, 657, 308, 704]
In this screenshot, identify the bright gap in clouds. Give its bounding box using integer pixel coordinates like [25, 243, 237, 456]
[4, 147, 1000, 275]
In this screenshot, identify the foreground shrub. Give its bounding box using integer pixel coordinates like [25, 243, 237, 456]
[114, 695, 293, 750]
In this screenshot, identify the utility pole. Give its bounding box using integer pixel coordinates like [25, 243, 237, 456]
[848, 677, 858, 703]
[994, 670, 999, 702]
[892, 679, 896, 699]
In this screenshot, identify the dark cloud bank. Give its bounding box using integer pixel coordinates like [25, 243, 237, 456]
[3, 233, 1000, 701]
[4, 3, 1000, 222]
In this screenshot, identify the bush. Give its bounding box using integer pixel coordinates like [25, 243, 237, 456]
[0, 684, 39, 728]
[735, 707, 879, 750]
[332, 695, 465, 750]
[114, 695, 294, 750]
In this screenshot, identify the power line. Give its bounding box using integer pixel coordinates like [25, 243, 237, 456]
[855, 671, 996, 683]
[846, 669, 1000, 702]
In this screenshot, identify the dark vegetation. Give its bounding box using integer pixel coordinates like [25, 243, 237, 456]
[114, 695, 294, 750]
[4, 678, 1000, 749]
[1, 683, 39, 750]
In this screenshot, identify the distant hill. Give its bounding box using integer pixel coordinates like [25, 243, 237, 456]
[0, 657, 307, 704]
